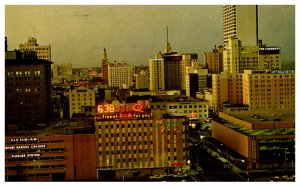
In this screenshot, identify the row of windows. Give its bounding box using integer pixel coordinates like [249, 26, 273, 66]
[99, 132, 150, 138]
[104, 158, 154, 163]
[71, 94, 93, 97]
[168, 104, 207, 109]
[71, 98, 94, 102]
[100, 123, 152, 129]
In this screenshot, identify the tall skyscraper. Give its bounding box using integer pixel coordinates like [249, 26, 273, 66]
[223, 5, 258, 47]
[149, 27, 198, 93]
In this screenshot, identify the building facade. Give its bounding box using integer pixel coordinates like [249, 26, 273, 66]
[242, 69, 295, 112]
[212, 72, 244, 111]
[95, 101, 189, 179]
[212, 111, 295, 170]
[149, 58, 165, 91]
[150, 99, 209, 121]
[5, 128, 97, 181]
[108, 62, 133, 88]
[223, 37, 259, 74]
[5, 51, 52, 127]
[19, 37, 51, 61]
[135, 70, 149, 90]
[68, 86, 95, 118]
[223, 5, 258, 47]
[204, 45, 224, 74]
[258, 46, 282, 70]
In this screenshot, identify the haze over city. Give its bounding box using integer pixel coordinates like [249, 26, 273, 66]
[3, 2, 297, 184]
[5, 5, 295, 68]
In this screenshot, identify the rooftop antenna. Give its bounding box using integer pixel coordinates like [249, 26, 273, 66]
[34, 25, 35, 38]
[167, 25, 169, 44]
[164, 25, 172, 53]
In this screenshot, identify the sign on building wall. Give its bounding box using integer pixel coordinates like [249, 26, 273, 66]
[96, 102, 152, 121]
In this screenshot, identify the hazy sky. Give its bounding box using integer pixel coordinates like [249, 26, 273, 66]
[5, 5, 295, 68]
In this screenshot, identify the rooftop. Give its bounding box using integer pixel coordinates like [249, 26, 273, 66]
[230, 112, 295, 123]
[214, 117, 295, 137]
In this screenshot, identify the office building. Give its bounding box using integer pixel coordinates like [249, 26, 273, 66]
[135, 70, 149, 90]
[242, 69, 295, 112]
[185, 66, 208, 97]
[95, 101, 189, 179]
[258, 45, 282, 70]
[223, 5, 258, 47]
[5, 50, 52, 128]
[223, 37, 259, 74]
[212, 111, 295, 170]
[149, 58, 165, 91]
[19, 37, 51, 61]
[5, 126, 97, 181]
[149, 27, 198, 93]
[180, 53, 199, 92]
[204, 45, 224, 74]
[212, 72, 243, 111]
[108, 62, 133, 88]
[68, 86, 96, 118]
[150, 98, 209, 121]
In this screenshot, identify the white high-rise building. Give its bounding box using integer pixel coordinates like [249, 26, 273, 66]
[149, 58, 165, 91]
[108, 62, 133, 88]
[223, 5, 258, 47]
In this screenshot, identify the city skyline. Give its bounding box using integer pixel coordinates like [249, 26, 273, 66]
[5, 5, 295, 68]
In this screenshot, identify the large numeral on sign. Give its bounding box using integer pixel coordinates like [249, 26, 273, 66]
[97, 105, 104, 113]
[106, 104, 115, 113]
[97, 104, 115, 113]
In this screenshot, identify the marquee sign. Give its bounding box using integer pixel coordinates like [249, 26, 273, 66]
[96, 103, 152, 121]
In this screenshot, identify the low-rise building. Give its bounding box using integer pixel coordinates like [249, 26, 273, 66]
[5, 125, 97, 181]
[212, 111, 295, 170]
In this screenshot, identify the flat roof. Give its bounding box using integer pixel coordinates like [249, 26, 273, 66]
[229, 112, 295, 123]
[214, 117, 295, 137]
[5, 125, 95, 137]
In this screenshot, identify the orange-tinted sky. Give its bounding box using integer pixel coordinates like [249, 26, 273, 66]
[5, 5, 295, 68]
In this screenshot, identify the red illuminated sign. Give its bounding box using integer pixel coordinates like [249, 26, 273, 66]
[96, 103, 151, 121]
[97, 103, 145, 114]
